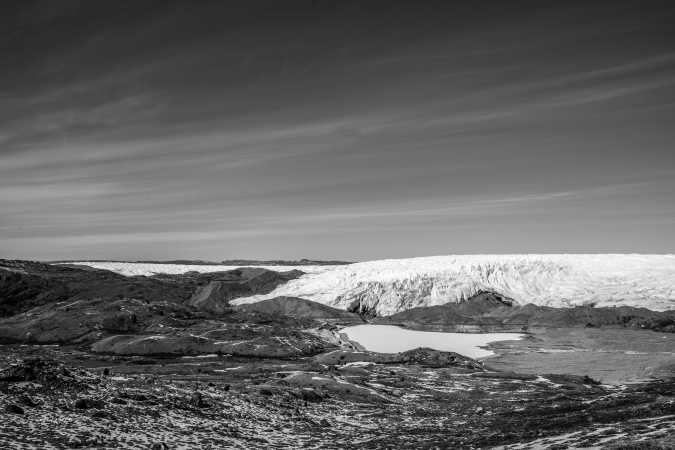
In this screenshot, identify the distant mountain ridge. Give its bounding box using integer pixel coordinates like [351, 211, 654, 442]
[51, 259, 352, 266]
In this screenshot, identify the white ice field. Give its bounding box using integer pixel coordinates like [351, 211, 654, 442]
[72, 254, 675, 315]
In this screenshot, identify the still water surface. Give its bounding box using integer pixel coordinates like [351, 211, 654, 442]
[341, 324, 524, 358]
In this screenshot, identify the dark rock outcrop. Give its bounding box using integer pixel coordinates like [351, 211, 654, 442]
[0, 259, 193, 318]
[4, 404, 24, 415]
[396, 347, 485, 369]
[0, 358, 96, 387]
[74, 397, 105, 410]
[235, 296, 363, 324]
[0, 358, 61, 382]
[314, 348, 486, 370]
[187, 269, 303, 314]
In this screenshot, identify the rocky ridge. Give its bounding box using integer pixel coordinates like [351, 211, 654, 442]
[374, 291, 675, 332]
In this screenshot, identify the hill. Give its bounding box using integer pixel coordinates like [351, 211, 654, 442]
[374, 291, 675, 332]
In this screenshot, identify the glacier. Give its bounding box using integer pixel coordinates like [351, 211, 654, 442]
[71, 255, 675, 316]
[65, 261, 338, 276]
[232, 255, 675, 315]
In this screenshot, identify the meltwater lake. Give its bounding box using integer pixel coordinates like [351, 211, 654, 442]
[341, 325, 524, 359]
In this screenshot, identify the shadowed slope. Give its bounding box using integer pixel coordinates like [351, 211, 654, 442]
[236, 296, 363, 324]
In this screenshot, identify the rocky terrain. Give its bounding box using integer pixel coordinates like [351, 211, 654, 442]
[0, 258, 674, 448]
[0, 259, 357, 356]
[374, 291, 675, 332]
[1, 345, 673, 449]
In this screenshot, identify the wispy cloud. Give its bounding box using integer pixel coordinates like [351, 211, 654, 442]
[2, 2, 675, 259]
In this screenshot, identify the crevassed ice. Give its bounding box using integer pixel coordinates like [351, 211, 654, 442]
[230, 254, 675, 315]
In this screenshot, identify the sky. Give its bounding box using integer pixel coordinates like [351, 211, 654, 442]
[1, 0, 675, 261]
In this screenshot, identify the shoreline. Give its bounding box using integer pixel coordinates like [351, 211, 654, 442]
[339, 323, 526, 358]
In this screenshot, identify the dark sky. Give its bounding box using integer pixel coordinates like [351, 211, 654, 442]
[2, 1, 675, 261]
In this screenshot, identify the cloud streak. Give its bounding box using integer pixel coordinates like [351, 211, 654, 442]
[1, 1, 675, 259]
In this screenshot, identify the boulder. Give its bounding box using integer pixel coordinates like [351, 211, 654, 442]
[74, 397, 105, 409]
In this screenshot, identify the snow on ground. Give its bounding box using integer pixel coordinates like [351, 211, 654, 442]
[341, 324, 523, 358]
[64, 261, 340, 276]
[232, 254, 675, 315]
